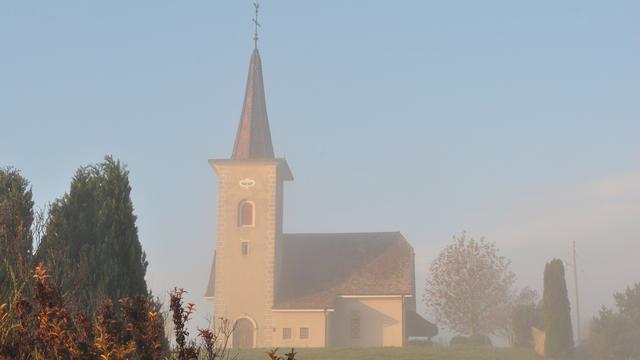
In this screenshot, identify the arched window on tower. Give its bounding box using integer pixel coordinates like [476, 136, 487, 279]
[238, 200, 255, 227]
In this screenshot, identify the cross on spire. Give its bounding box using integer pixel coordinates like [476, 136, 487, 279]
[252, 1, 261, 48]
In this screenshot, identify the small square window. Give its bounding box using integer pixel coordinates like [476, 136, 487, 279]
[241, 241, 249, 256]
[283, 328, 292, 339]
[300, 327, 309, 339]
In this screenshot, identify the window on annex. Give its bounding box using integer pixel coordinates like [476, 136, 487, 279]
[282, 328, 292, 340]
[299, 327, 309, 339]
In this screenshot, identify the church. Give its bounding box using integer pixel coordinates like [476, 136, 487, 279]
[204, 39, 436, 348]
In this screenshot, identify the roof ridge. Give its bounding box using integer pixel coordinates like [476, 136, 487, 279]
[283, 231, 402, 236]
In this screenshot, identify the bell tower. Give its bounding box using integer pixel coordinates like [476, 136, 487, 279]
[209, 43, 293, 348]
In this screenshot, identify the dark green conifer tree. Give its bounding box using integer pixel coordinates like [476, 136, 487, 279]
[543, 259, 574, 358]
[38, 156, 148, 315]
[0, 168, 34, 299]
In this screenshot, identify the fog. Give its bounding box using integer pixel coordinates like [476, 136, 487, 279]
[413, 170, 640, 341]
[3, 1, 639, 357]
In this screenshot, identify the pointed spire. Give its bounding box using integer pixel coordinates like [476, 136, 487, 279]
[231, 48, 275, 159]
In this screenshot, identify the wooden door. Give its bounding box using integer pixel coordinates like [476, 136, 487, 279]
[233, 318, 254, 348]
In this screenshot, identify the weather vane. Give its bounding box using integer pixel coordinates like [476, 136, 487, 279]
[252, 1, 261, 48]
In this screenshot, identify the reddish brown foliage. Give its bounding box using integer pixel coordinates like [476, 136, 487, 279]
[1, 264, 290, 360]
[0, 264, 163, 360]
[266, 348, 297, 360]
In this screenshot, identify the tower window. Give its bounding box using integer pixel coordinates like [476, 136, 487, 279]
[238, 200, 255, 227]
[241, 241, 249, 256]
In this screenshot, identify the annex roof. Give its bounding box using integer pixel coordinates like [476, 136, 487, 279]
[274, 232, 414, 309]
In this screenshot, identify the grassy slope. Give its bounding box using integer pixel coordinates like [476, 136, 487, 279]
[236, 346, 541, 360]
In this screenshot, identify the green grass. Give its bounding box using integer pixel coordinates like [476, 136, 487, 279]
[235, 346, 542, 360]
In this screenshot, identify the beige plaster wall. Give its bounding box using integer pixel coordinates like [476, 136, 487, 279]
[329, 297, 404, 347]
[211, 160, 286, 348]
[272, 311, 328, 348]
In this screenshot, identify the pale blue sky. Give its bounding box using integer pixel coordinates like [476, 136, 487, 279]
[2, 1, 639, 335]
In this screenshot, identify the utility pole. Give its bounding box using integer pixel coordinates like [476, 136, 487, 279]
[572, 240, 581, 344]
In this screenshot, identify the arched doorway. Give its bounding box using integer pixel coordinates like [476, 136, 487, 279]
[233, 318, 255, 349]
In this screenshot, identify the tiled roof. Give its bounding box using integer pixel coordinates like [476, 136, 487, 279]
[274, 232, 414, 309]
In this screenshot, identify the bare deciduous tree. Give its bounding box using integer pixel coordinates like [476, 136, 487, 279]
[424, 232, 516, 336]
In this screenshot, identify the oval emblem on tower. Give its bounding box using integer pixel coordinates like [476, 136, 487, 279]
[239, 178, 256, 189]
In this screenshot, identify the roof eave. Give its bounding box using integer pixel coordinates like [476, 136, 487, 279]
[209, 158, 293, 181]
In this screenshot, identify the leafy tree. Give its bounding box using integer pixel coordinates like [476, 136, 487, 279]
[424, 232, 516, 336]
[511, 288, 543, 348]
[38, 156, 148, 315]
[588, 283, 640, 359]
[0, 167, 34, 300]
[543, 259, 574, 358]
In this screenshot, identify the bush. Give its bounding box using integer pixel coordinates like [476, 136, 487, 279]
[267, 348, 298, 360]
[450, 334, 492, 347]
[512, 303, 542, 348]
[468, 334, 493, 346]
[0, 264, 243, 360]
[408, 338, 434, 347]
[0, 264, 164, 359]
[450, 335, 469, 346]
[586, 283, 640, 360]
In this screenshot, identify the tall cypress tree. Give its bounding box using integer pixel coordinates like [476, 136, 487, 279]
[0, 168, 34, 299]
[543, 259, 574, 358]
[38, 156, 148, 315]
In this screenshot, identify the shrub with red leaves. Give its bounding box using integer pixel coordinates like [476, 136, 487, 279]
[0, 264, 164, 359]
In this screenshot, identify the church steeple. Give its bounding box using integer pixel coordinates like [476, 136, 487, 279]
[231, 2, 274, 160]
[231, 48, 274, 159]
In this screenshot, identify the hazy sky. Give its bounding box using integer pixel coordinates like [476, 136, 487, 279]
[2, 1, 639, 337]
